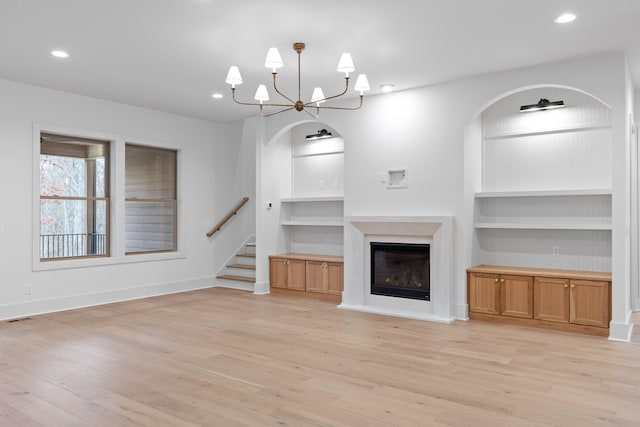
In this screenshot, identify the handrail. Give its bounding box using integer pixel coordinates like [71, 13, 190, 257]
[206, 197, 249, 237]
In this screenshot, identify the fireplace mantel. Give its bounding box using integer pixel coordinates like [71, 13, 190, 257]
[340, 216, 455, 323]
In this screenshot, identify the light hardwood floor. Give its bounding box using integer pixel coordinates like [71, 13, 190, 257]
[1, 288, 639, 426]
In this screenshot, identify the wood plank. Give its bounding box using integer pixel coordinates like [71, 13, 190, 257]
[468, 265, 611, 281]
[0, 288, 638, 426]
[269, 253, 344, 263]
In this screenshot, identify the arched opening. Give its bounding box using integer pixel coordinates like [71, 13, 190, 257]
[462, 84, 615, 334]
[255, 120, 345, 295]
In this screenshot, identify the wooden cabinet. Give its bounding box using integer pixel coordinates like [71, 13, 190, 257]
[468, 272, 533, 318]
[269, 258, 305, 291]
[533, 277, 570, 323]
[269, 253, 343, 298]
[570, 279, 610, 328]
[500, 274, 534, 319]
[468, 272, 500, 315]
[533, 277, 610, 328]
[269, 257, 305, 290]
[468, 265, 611, 336]
[306, 260, 343, 296]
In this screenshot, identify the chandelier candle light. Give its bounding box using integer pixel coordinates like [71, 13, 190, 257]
[225, 42, 370, 117]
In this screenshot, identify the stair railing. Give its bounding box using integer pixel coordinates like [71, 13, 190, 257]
[206, 197, 250, 237]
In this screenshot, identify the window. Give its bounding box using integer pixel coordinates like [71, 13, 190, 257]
[125, 144, 177, 254]
[39, 133, 110, 260]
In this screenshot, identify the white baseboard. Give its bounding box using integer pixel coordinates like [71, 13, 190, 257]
[337, 303, 457, 324]
[609, 311, 635, 342]
[0, 276, 215, 321]
[253, 281, 270, 295]
[456, 303, 469, 320]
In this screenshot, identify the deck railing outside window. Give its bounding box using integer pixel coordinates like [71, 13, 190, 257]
[40, 233, 107, 259]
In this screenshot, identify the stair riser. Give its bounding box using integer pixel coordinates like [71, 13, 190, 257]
[226, 268, 256, 278]
[215, 280, 254, 292]
[236, 256, 256, 266]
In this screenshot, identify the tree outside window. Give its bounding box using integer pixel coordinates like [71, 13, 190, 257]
[39, 134, 109, 260]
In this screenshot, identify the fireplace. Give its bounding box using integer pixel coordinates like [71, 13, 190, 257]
[370, 242, 430, 301]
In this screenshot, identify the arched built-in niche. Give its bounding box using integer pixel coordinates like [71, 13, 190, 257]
[260, 121, 345, 258]
[466, 86, 613, 273]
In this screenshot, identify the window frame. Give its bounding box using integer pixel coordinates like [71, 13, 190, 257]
[32, 124, 185, 272]
[39, 133, 111, 261]
[124, 143, 178, 255]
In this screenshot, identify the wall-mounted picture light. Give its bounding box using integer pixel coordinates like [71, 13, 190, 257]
[519, 98, 565, 113]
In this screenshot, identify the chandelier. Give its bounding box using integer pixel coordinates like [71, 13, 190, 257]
[225, 42, 370, 118]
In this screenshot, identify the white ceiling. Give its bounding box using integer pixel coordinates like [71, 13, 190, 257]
[1, 0, 639, 123]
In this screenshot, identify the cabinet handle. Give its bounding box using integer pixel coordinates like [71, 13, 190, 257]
[494, 278, 498, 283]
[500, 278, 504, 283]
[571, 284, 575, 289]
[564, 284, 568, 288]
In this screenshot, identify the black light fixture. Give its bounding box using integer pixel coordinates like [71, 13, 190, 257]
[520, 98, 565, 113]
[305, 129, 333, 140]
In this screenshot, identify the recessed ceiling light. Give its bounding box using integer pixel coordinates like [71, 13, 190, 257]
[554, 13, 576, 24]
[51, 50, 69, 58]
[380, 84, 395, 93]
[212, 93, 224, 99]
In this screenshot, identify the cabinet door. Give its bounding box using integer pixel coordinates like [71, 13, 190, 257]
[534, 277, 569, 323]
[326, 262, 344, 295]
[287, 259, 306, 291]
[500, 274, 533, 318]
[270, 258, 288, 289]
[570, 280, 610, 328]
[305, 261, 325, 293]
[468, 272, 500, 315]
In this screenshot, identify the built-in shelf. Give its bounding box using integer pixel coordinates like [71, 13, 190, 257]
[474, 190, 612, 232]
[281, 196, 344, 203]
[473, 222, 612, 230]
[281, 220, 344, 227]
[475, 189, 612, 198]
[280, 196, 344, 229]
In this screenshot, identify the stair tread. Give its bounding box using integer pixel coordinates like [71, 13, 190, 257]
[227, 263, 256, 270]
[217, 274, 255, 283]
[237, 253, 256, 258]
[246, 243, 256, 247]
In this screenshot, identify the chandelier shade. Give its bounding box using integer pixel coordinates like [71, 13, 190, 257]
[311, 87, 326, 105]
[225, 66, 243, 87]
[336, 53, 355, 76]
[254, 85, 269, 103]
[225, 42, 369, 117]
[264, 48, 284, 71]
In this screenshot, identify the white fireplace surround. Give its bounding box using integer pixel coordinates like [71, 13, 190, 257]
[340, 216, 455, 323]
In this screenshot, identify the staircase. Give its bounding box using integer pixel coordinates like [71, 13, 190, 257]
[216, 242, 256, 290]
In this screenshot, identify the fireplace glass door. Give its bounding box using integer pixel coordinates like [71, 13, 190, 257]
[370, 242, 430, 301]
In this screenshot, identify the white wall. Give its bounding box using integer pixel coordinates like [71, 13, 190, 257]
[259, 52, 633, 340]
[634, 89, 640, 311]
[211, 118, 257, 276]
[0, 78, 251, 319]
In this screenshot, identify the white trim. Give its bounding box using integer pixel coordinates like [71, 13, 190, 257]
[483, 123, 612, 140]
[0, 276, 215, 321]
[608, 311, 634, 342]
[32, 122, 186, 271]
[253, 281, 270, 295]
[475, 189, 612, 198]
[337, 303, 456, 324]
[281, 196, 344, 203]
